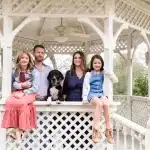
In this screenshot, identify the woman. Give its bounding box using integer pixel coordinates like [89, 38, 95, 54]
[63, 51, 86, 101]
[2, 51, 38, 144]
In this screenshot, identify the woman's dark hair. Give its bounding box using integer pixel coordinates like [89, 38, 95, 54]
[70, 51, 86, 74]
[90, 54, 104, 71]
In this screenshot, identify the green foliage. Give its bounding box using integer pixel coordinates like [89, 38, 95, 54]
[133, 73, 148, 96]
[113, 54, 148, 96]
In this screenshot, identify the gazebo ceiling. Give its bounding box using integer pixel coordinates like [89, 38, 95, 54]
[0, 0, 149, 32]
[0, 0, 148, 54]
[0, 17, 143, 42]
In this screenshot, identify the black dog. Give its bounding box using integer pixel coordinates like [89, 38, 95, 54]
[46, 70, 64, 104]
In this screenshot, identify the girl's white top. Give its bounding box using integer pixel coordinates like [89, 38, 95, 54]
[82, 70, 118, 101]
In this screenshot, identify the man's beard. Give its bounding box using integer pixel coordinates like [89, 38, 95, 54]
[35, 57, 44, 62]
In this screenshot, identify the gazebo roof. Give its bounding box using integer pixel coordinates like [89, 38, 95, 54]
[0, 0, 149, 54]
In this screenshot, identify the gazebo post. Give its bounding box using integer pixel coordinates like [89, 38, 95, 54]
[103, 16, 114, 102]
[140, 31, 150, 98]
[1, 16, 13, 100]
[0, 15, 13, 150]
[127, 33, 133, 120]
[148, 49, 150, 98]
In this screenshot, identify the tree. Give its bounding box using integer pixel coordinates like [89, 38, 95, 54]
[113, 54, 148, 96]
[133, 73, 148, 96]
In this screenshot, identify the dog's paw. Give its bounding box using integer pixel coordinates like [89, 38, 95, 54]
[47, 97, 52, 105]
[56, 100, 61, 104]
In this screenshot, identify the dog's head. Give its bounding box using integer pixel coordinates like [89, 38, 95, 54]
[47, 70, 64, 86]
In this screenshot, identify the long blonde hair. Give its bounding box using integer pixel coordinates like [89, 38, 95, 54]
[15, 50, 34, 73]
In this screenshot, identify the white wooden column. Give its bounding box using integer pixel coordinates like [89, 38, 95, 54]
[140, 32, 150, 150]
[146, 48, 150, 98]
[127, 34, 133, 96]
[145, 101, 150, 150]
[2, 16, 13, 99]
[0, 16, 13, 150]
[127, 34, 133, 120]
[148, 49, 150, 98]
[103, 16, 114, 102]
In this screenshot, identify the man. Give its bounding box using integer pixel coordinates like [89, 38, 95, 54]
[33, 45, 51, 101]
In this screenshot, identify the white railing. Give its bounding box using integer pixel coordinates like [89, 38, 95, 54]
[113, 113, 148, 150]
[113, 95, 128, 118]
[0, 101, 119, 150]
[114, 95, 150, 127]
[130, 96, 149, 127]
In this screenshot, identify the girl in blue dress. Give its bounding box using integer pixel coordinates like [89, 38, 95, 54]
[82, 54, 118, 144]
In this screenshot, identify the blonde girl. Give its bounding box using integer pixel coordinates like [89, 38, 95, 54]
[2, 51, 38, 144]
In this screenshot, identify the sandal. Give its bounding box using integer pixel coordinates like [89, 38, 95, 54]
[7, 129, 16, 140]
[21, 130, 28, 139]
[105, 129, 114, 144]
[92, 127, 101, 143]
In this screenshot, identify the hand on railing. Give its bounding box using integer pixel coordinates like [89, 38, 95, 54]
[82, 100, 89, 104]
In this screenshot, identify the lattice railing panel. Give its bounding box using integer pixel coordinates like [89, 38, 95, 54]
[114, 95, 150, 127]
[131, 96, 149, 127]
[13, 36, 138, 55]
[116, 36, 128, 50]
[13, 37, 38, 52]
[12, 34, 144, 57]
[113, 95, 128, 118]
[90, 40, 104, 53]
[6, 111, 107, 150]
[43, 42, 85, 54]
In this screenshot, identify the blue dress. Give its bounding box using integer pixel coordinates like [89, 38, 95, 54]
[63, 70, 84, 101]
[88, 71, 104, 101]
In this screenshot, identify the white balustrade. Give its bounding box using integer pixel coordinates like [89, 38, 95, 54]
[113, 113, 147, 150]
[0, 101, 119, 150]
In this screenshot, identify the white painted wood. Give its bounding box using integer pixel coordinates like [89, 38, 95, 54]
[113, 113, 146, 150]
[127, 34, 133, 120]
[145, 101, 150, 150]
[104, 0, 115, 16]
[114, 23, 129, 43]
[148, 51, 150, 99]
[145, 128, 150, 150]
[103, 16, 114, 102]
[4, 13, 107, 18]
[141, 32, 150, 98]
[114, 17, 150, 35]
[113, 113, 146, 135]
[49, 54, 57, 69]
[77, 17, 105, 42]
[117, 51, 127, 63]
[12, 16, 40, 37]
[116, 123, 120, 149]
[123, 126, 127, 150]
[0, 1, 11, 145]
[1, 16, 13, 99]
[0, 110, 6, 150]
[0, 101, 118, 150]
[131, 130, 135, 150]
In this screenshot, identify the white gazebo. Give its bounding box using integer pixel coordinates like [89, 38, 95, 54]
[0, 0, 150, 150]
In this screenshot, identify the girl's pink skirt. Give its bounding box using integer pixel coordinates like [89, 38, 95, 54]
[1, 91, 37, 131]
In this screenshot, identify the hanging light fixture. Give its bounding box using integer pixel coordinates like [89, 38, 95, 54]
[54, 18, 68, 43]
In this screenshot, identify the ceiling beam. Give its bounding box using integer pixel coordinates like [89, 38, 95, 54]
[37, 18, 46, 36]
